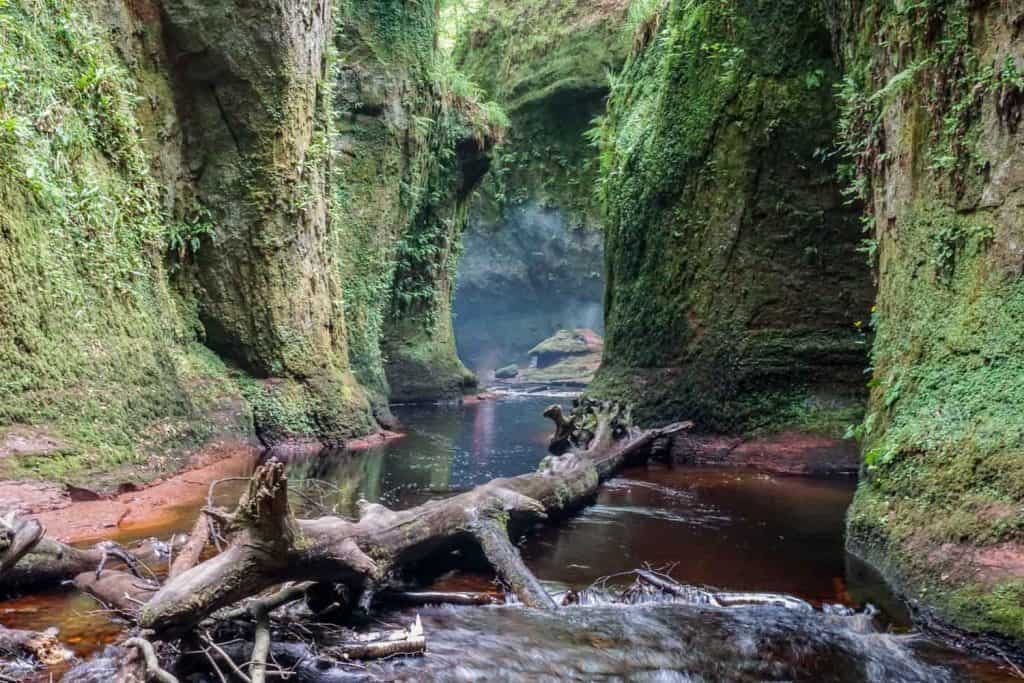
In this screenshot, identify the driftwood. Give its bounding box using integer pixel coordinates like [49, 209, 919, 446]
[0, 514, 44, 574]
[0, 625, 71, 667]
[3, 402, 692, 680]
[0, 531, 165, 593]
[379, 590, 499, 607]
[168, 512, 210, 580]
[137, 404, 690, 635]
[324, 617, 426, 661]
[74, 570, 159, 616]
[542, 405, 575, 454]
[117, 638, 178, 683]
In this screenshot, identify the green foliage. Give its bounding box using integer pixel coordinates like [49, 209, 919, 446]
[167, 207, 216, 268]
[589, 0, 871, 431]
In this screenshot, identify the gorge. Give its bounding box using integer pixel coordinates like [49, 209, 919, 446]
[0, 0, 1022, 680]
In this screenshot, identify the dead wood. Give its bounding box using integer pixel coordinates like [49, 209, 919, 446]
[324, 616, 426, 661]
[0, 626, 71, 667]
[0, 526, 165, 592]
[74, 570, 159, 616]
[542, 405, 575, 454]
[139, 405, 691, 635]
[472, 516, 555, 609]
[118, 638, 178, 683]
[250, 615, 270, 683]
[0, 514, 43, 574]
[169, 513, 210, 580]
[378, 590, 498, 606]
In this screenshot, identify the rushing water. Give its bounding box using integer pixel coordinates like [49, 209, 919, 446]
[2, 395, 1018, 681]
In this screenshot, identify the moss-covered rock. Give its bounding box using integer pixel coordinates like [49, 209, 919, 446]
[590, 0, 874, 433]
[329, 1, 497, 409]
[455, 0, 628, 219]
[451, 0, 623, 369]
[830, 0, 1024, 648]
[0, 0, 499, 470]
[0, 0, 253, 485]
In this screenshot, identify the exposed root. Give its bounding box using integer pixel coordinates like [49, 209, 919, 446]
[121, 638, 178, 683]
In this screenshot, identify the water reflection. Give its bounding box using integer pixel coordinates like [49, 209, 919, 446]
[522, 467, 868, 607]
[278, 396, 557, 515]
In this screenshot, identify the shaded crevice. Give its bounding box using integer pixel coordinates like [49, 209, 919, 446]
[208, 83, 244, 157]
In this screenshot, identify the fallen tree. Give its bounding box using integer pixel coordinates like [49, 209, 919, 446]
[0, 510, 166, 593]
[2, 401, 692, 680]
[138, 402, 691, 634]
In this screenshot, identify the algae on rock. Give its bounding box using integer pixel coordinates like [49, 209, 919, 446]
[589, 0, 873, 434]
[829, 0, 1024, 647]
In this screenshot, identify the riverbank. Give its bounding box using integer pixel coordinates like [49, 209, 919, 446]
[0, 431, 405, 544]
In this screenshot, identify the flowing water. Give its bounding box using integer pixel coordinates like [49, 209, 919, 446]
[1, 395, 1018, 681]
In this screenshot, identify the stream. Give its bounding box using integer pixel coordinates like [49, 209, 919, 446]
[1, 395, 1017, 681]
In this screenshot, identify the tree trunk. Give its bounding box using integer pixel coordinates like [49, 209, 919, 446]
[139, 416, 691, 635]
[0, 532, 167, 592]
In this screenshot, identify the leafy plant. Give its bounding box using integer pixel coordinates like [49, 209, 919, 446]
[166, 208, 216, 267]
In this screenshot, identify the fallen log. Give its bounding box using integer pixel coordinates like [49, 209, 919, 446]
[0, 530, 167, 592]
[324, 616, 426, 662]
[139, 404, 692, 635]
[74, 570, 159, 616]
[378, 590, 498, 607]
[0, 514, 44, 574]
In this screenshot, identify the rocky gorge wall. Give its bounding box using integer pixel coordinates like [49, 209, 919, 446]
[451, 0, 623, 371]
[0, 0, 497, 484]
[590, 0, 874, 433]
[828, 0, 1024, 649]
[582, 0, 1021, 649]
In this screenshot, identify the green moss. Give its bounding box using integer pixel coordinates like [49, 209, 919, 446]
[834, 0, 1024, 645]
[328, 1, 499, 405]
[845, 203, 1024, 642]
[529, 330, 591, 356]
[589, 0, 872, 432]
[0, 0, 252, 485]
[454, 0, 628, 224]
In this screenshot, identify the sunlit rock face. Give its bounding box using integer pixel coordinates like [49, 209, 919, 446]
[454, 202, 603, 374]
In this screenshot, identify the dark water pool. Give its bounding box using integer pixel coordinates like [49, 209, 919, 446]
[1, 395, 1018, 681]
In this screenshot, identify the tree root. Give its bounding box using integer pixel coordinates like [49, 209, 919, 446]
[121, 638, 178, 683]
